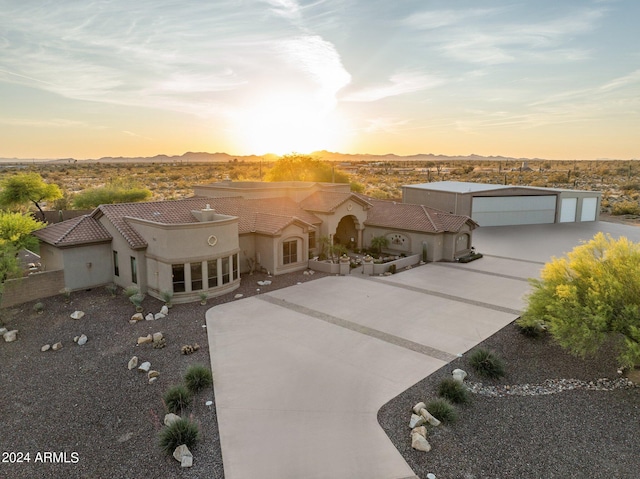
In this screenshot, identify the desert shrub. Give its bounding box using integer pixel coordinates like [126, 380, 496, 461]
[468, 348, 505, 379]
[163, 385, 193, 414]
[426, 399, 458, 424]
[161, 290, 173, 305]
[516, 318, 547, 338]
[105, 283, 117, 297]
[158, 417, 199, 454]
[123, 285, 139, 298]
[437, 378, 470, 404]
[33, 302, 44, 313]
[611, 200, 640, 216]
[129, 293, 145, 310]
[184, 364, 213, 393]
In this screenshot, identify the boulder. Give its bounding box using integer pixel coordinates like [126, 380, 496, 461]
[0, 327, 7, 335]
[412, 401, 427, 414]
[160, 305, 169, 315]
[452, 368, 467, 383]
[52, 342, 63, 351]
[138, 361, 151, 373]
[3, 330, 18, 342]
[73, 336, 79, 343]
[131, 313, 144, 322]
[409, 414, 426, 428]
[164, 413, 181, 426]
[127, 356, 138, 370]
[70, 311, 85, 320]
[148, 377, 157, 384]
[145, 313, 154, 321]
[173, 444, 193, 468]
[154, 313, 166, 320]
[411, 433, 431, 452]
[410, 426, 427, 438]
[152, 332, 163, 343]
[137, 335, 153, 345]
[234, 293, 243, 299]
[147, 370, 159, 379]
[41, 344, 51, 352]
[419, 408, 441, 427]
[77, 334, 88, 346]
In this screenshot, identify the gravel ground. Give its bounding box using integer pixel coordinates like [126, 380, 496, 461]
[0, 270, 328, 479]
[4, 268, 639, 479]
[378, 322, 640, 479]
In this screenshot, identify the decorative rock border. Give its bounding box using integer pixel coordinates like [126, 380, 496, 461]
[466, 377, 637, 397]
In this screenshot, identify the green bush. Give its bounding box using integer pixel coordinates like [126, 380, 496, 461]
[468, 348, 505, 379]
[426, 399, 458, 424]
[33, 302, 44, 313]
[611, 200, 640, 216]
[437, 378, 470, 404]
[158, 417, 199, 454]
[184, 364, 213, 393]
[163, 385, 193, 414]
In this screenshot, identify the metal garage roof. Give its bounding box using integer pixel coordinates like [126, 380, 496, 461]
[403, 181, 517, 193]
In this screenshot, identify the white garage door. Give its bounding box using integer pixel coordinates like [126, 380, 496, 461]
[560, 198, 577, 222]
[472, 195, 557, 226]
[581, 197, 598, 221]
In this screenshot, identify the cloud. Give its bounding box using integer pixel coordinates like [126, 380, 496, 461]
[342, 72, 443, 102]
[404, 6, 606, 65]
[0, 0, 350, 118]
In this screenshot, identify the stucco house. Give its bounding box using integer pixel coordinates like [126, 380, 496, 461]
[33, 181, 477, 303]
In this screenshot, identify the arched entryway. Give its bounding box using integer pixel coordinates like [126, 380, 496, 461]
[334, 215, 359, 249]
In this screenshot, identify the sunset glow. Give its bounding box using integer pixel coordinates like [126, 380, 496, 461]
[0, 1, 638, 160]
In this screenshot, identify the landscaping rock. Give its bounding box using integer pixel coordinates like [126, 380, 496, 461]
[73, 336, 79, 343]
[420, 408, 441, 427]
[0, 327, 7, 335]
[409, 413, 426, 428]
[147, 370, 159, 379]
[164, 413, 181, 426]
[234, 293, 243, 299]
[3, 330, 18, 342]
[160, 305, 169, 315]
[77, 334, 88, 346]
[148, 377, 157, 384]
[145, 313, 154, 321]
[154, 313, 166, 320]
[152, 332, 163, 343]
[137, 335, 153, 345]
[411, 426, 428, 438]
[412, 401, 427, 414]
[52, 342, 63, 351]
[452, 368, 467, 382]
[411, 433, 431, 452]
[127, 356, 138, 370]
[138, 361, 151, 373]
[70, 311, 85, 320]
[131, 313, 144, 322]
[173, 444, 193, 468]
[41, 344, 51, 352]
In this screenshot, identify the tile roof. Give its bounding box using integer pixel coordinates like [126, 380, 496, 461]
[300, 191, 371, 212]
[95, 196, 321, 249]
[33, 215, 112, 247]
[360, 196, 477, 233]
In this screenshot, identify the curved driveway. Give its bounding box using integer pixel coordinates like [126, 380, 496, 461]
[207, 221, 640, 479]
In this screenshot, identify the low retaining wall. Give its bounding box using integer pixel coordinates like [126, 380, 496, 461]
[371, 254, 421, 275]
[308, 260, 340, 274]
[1, 270, 65, 308]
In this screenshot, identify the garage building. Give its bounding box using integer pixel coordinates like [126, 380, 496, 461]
[402, 181, 601, 227]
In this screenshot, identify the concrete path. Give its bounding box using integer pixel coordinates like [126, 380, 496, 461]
[207, 260, 530, 479]
[206, 221, 640, 479]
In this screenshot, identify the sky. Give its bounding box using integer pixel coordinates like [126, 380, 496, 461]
[0, 0, 638, 160]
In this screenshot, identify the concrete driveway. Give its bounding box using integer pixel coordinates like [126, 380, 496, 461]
[206, 221, 640, 479]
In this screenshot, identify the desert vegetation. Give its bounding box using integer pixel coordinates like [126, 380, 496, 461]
[1, 157, 639, 216]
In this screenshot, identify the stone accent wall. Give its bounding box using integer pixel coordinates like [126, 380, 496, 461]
[1, 270, 65, 308]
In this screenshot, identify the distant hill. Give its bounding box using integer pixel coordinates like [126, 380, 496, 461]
[0, 151, 633, 164]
